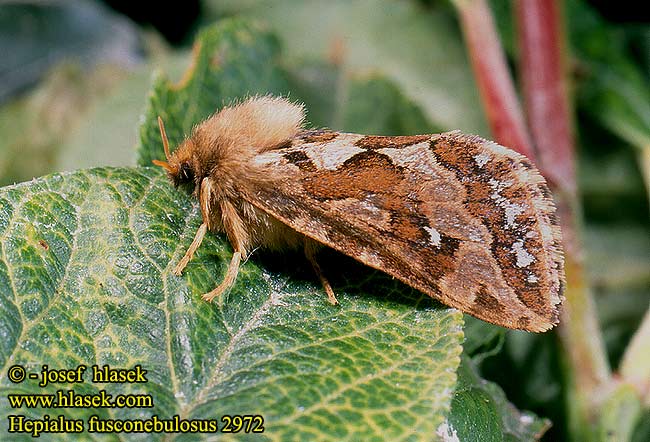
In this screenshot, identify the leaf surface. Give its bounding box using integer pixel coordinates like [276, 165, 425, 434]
[0, 166, 464, 441]
[443, 356, 551, 441]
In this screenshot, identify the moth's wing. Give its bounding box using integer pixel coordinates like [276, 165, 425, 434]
[248, 131, 564, 331]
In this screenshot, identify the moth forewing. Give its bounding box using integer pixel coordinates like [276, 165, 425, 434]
[155, 96, 565, 332]
[247, 131, 564, 332]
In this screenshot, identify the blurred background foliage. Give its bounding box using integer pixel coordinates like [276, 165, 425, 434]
[1, 0, 649, 440]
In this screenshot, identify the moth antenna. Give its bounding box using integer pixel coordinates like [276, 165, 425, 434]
[152, 159, 175, 173]
[152, 116, 178, 173]
[158, 116, 171, 161]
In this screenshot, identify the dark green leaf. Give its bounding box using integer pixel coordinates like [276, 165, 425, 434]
[0, 0, 140, 102]
[567, 0, 650, 164]
[0, 166, 464, 441]
[445, 356, 551, 442]
[339, 75, 441, 135]
[632, 409, 650, 442]
[0, 64, 130, 186]
[0, 18, 468, 440]
[205, 0, 488, 135]
[137, 19, 292, 166]
[286, 61, 442, 135]
[462, 316, 505, 361]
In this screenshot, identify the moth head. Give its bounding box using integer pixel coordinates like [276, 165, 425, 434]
[152, 116, 197, 188]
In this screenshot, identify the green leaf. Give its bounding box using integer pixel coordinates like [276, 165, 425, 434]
[55, 52, 193, 173]
[339, 75, 441, 135]
[0, 63, 129, 186]
[0, 167, 463, 441]
[584, 225, 650, 292]
[462, 316, 505, 361]
[1, 20, 467, 441]
[567, 0, 650, 151]
[0, 0, 140, 101]
[444, 356, 551, 442]
[205, 0, 488, 135]
[137, 19, 292, 166]
[632, 409, 650, 442]
[285, 60, 442, 134]
[598, 383, 643, 442]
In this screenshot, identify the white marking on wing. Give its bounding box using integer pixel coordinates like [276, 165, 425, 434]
[489, 178, 527, 228]
[424, 226, 441, 247]
[513, 239, 535, 268]
[474, 152, 490, 167]
[378, 143, 442, 176]
[304, 142, 365, 170]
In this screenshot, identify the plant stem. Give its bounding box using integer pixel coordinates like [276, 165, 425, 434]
[598, 382, 643, 442]
[620, 306, 650, 407]
[454, 0, 630, 439]
[452, 0, 536, 161]
[557, 244, 610, 440]
[514, 2, 615, 440]
[640, 148, 650, 215]
[515, 0, 575, 195]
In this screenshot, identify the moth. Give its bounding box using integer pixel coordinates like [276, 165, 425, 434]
[153, 96, 564, 332]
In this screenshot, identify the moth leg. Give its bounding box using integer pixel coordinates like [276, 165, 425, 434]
[304, 241, 339, 305]
[202, 199, 248, 302]
[173, 177, 213, 276]
[173, 223, 207, 276]
[202, 251, 242, 302]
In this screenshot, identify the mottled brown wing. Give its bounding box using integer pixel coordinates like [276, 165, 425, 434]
[248, 131, 564, 331]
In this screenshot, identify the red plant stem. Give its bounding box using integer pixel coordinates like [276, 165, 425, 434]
[455, 0, 537, 162]
[516, 0, 576, 198]
[456, 0, 615, 437]
[515, 1, 611, 437]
